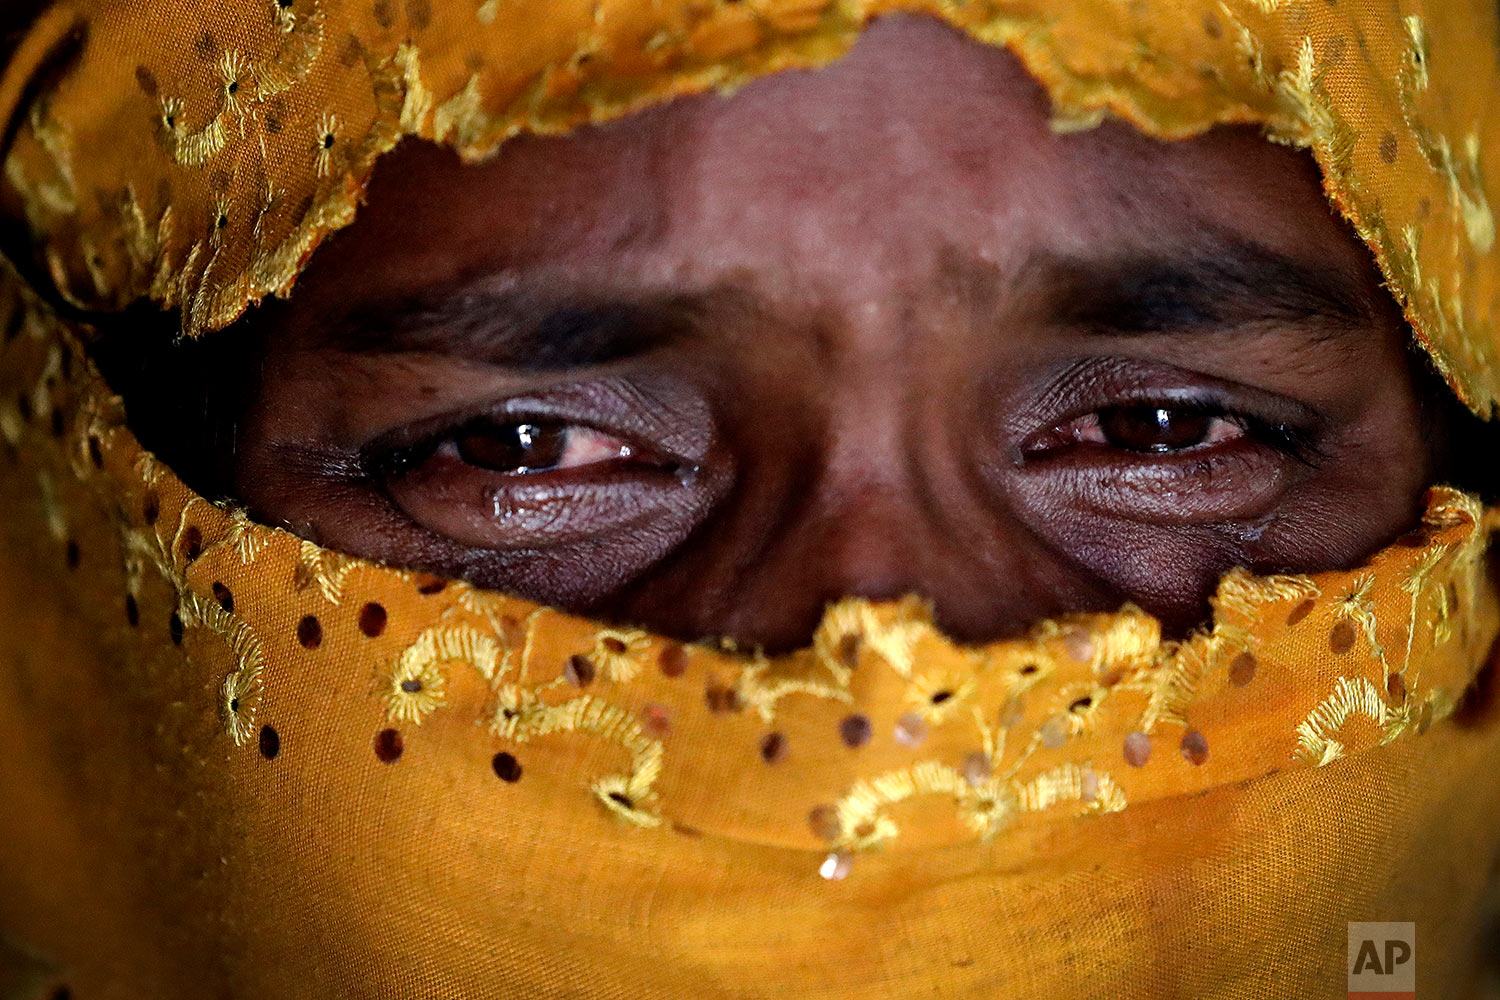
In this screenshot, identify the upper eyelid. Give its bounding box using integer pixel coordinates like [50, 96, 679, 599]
[1010, 356, 1325, 438]
[1037, 378, 1239, 425]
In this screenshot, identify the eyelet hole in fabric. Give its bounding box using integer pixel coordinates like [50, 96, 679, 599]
[296, 614, 322, 649]
[838, 714, 872, 748]
[491, 751, 522, 782]
[358, 601, 387, 637]
[258, 724, 280, 760]
[374, 728, 403, 763]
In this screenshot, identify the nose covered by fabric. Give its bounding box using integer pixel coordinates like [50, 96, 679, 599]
[3, 1, 1500, 998]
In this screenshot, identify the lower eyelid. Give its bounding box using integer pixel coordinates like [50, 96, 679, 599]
[377, 450, 713, 551]
[1044, 447, 1291, 524]
[1018, 430, 1279, 487]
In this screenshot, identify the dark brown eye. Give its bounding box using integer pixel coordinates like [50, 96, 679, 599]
[1096, 406, 1218, 453]
[1028, 403, 1247, 458]
[455, 421, 568, 472]
[434, 419, 639, 476]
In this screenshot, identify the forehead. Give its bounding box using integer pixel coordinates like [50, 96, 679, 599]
[5, 0, 1493, 409]
[299, 17, 1368, 314]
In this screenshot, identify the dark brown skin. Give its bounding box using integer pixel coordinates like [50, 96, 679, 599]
[213, 16, 1444, 650]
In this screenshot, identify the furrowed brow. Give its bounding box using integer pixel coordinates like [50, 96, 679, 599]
[1040, 238, 1375, 337]
[315, 279, 711, 371]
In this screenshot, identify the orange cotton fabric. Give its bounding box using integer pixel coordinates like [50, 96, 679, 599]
[2, 1, 1500, 998]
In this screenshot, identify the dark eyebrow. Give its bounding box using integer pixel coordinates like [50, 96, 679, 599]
[317, 280, 711, 371]
[1038, 237, 1376, 337]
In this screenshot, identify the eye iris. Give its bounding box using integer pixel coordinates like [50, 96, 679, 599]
[455, 421, 568, 472]
[1099, 406, 1213, 453]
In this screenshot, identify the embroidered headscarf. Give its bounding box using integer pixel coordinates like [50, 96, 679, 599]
[2, 1, 1499, 997]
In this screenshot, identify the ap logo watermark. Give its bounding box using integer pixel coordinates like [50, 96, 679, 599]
[1348, 922, 1415, 999]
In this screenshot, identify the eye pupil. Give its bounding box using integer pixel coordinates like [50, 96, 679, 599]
[1099, 406, 1213, 453]
[455, 420, 568, 472]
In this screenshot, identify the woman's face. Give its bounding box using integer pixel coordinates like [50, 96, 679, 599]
[209, 15, 1439, 650]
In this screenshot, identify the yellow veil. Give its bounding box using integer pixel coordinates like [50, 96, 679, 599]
[2, 1, 1499, 997]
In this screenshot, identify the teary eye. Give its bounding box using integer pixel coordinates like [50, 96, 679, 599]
[1077, 405, 1244, 453]
[1026, 404, 1247, 457]
[450, 419, 636, 473]
[356, 387, 713, 557]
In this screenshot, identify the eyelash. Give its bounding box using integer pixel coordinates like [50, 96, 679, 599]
[1232, 412, 1318, 462]
[367, 435, 440, 481]
[1170, 401, 1317, 460]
